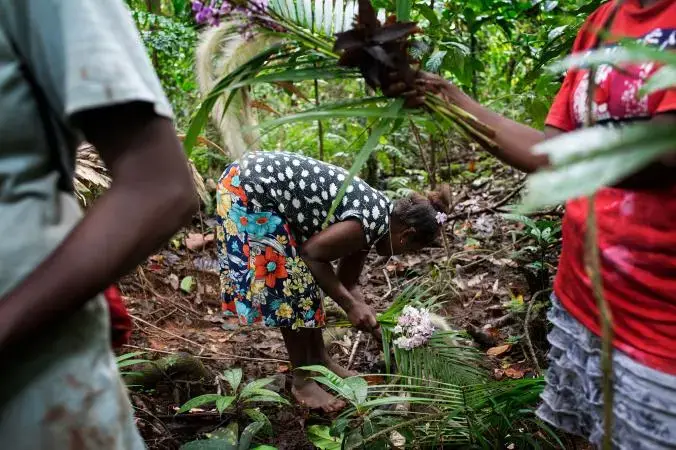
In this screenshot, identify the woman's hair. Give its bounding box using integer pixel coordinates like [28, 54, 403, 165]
[392, 184, 452, 244]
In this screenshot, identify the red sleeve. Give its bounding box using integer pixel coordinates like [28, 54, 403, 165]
[545, 72, 577, 131]
[544, 3, 616, 131]
[655, 88, 676, 115]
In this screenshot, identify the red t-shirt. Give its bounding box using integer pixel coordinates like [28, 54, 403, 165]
[547, 0, 676, 374]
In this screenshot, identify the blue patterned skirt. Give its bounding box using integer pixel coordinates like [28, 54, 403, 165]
[215, 163, 325, 328]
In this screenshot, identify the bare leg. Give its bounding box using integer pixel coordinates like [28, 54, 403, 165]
[281, 327, 355, 412]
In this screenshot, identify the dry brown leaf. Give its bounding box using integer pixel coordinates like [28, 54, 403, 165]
[504, 367, 525, 379]
[486, 344, 512, 357]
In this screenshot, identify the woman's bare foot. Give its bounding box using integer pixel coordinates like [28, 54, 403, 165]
[321, 350, 358, 378]
[292, 374, 346, 413]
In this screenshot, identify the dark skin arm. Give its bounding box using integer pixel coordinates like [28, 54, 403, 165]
[0, 102, 199, 349]
[414, 73, 676, 186]
[299, 220, 378, 331]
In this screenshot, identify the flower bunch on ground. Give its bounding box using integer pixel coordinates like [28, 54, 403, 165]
[393, 306, 436, 350]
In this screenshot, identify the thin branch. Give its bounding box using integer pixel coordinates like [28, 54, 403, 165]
[524, 288, 550, 376]
[448, 181, 525, 221]
[127, 316, 289, 363]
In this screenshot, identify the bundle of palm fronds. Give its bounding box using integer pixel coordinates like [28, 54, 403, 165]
[187, 0, 497, 165]
[74, 142, 210, 206]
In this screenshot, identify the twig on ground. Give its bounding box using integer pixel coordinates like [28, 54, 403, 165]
[127, 316, 289, 363]
[524, 288, 550, 376]
[123, 343, 289, 364]
[383, 269, 393, 299]
[347, 331, 363, 370]
[448, 181, 525, 221]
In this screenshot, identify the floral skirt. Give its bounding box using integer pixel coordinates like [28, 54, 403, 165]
[215, 163, 325, 328]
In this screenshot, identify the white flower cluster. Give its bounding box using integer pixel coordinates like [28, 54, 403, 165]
[393, 306, 436, 350]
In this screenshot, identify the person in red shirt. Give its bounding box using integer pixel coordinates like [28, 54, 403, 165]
[385, 0, 676, 447]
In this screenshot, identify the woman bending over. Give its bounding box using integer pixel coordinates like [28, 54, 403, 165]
[216, 151, 450, 412]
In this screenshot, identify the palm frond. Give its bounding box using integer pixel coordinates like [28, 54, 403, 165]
[196, 23, 281, 158]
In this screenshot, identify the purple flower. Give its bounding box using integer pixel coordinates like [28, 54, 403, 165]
[435, 211, 448, 225]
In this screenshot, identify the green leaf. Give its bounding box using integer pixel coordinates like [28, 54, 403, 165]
[324, 100, 404, 225]
[223, 368, 244, 393]
[416, 4, 439, 27]
[116, 359, 150, 369]
[239, 377, 275, 398]
[520, 123, 675, 212]
[180, 439, 235, 450]
[180, 276, 195, 293]
[343, 377, 369, 404]
[307, 425, 343, 450]
[244, 408, 272, 434]
[396, 0, 411, 22]
[640, 64, 676, 96]
[242, 393, 290, 405]
[549, 43, 676, 74]
[216, 396, 236, 414]
[238, 421, 265, 450]
[251, 446, 278, 450]
[425, 50, 447, 73]
[115, 351, 146, 362]
[300, 365, 355, 401]
[176, 394, 225, 414]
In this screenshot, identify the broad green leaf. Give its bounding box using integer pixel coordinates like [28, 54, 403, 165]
[426, 50, 447, 73]
[176, 394, 225, 414]
[251, 446, 277, 450]
[216, 396, 236, 414]
[307, 425, 343, 450]
[239, 377, 276, 398]
[502, 214, 537, 231]
[180, 276, 195, 293]
[550, 43, 676, 74]
[343, 377, 369, 404]
[301, 365, 354, 400]
[396, 0, 411, 22]
[417, 4, 439, 27]
[244, 408, 272, 433]
[238, 422, 265, 450]
[640, 64, 676, 96]
[223, 368, 244, 393]
[520, 124, 675, 212]
[242, 394, 290, 405]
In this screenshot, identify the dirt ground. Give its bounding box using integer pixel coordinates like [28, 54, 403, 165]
[117, 156, 571, 449]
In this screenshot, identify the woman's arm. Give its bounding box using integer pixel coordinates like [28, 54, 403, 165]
[337, 250, 369, 290]
[300, 221, 378, 331]
[420, 74, 560, 173]
[0, 102, 198, 348]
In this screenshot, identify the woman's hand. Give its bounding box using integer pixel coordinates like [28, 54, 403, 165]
[346, 300, 379, 332]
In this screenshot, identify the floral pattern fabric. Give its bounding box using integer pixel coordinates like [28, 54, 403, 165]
[216, 163, 325, 328]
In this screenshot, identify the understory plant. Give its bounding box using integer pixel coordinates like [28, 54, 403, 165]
[177, 367, 288, 444]
[306, 285, 563, 449]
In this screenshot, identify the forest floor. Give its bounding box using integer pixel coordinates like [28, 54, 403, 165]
[117, 151, 571, 449]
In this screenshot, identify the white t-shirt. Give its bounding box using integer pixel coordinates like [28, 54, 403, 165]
[0, 1, 171, 447]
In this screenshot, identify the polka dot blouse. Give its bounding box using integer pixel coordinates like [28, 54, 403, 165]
[239, 151, 393, 246]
